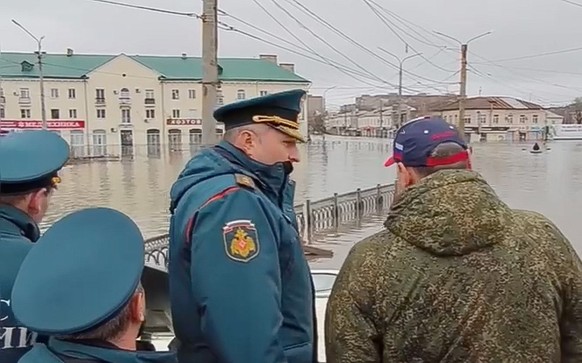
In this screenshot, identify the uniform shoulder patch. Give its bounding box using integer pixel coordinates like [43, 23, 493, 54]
[223, 220, 260, 262]
[234, 173, 256, 190]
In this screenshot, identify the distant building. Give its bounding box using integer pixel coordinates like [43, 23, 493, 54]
[306, 95, 324, 132]
[438, 96, 563, 142]
[0, 51, 310, 156]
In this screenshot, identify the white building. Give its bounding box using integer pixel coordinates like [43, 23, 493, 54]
[0, 51, 310, 156]
[439, 96, 563, 142]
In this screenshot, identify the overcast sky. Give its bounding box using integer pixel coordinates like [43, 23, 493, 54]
[2, 0, 582, 108]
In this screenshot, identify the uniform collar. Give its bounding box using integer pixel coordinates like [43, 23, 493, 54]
[216, 141, 289, 196]
[0, 204, 40, 242]
[48, 338, 177, 363]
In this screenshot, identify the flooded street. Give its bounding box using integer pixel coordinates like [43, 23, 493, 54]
[45, 136, 582, 268]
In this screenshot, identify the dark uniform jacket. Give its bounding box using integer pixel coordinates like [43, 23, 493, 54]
[0, 205, 45, 362]
[169, 140, 316, 363]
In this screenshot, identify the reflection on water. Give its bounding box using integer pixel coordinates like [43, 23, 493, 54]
[44, 136, 582, 266]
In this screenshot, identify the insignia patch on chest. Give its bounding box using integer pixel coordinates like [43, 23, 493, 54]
[223, 220, 260, 262]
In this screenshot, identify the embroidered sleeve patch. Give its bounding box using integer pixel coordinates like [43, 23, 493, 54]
[223, 220, 260, 262]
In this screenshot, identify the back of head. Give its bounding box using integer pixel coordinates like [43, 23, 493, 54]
[11, 207, 148, 350]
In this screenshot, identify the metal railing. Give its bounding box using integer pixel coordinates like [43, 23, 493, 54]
[144, 183, 395, 271]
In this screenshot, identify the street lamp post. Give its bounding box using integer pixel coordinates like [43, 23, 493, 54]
[12, 19, 47, 130]
[433, 31, 492, 140]
[377, 48, 422, 129]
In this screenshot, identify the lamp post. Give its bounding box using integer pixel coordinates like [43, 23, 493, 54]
[12, 19, 47, 130]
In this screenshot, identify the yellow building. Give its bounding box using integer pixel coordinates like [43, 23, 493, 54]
[0, 51, 310, 156]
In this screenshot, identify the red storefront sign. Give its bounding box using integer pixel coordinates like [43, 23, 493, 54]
[166, 118, 202, 126]
[0, 120, 86, 130]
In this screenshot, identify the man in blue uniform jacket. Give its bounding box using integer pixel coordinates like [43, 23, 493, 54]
[168, 89, 317, 363]
[11, 207, 177, 363]
[0, 130, 70, 362]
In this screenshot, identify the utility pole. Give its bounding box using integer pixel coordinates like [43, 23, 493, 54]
[378, 48, 421, 129]
[12, 19, 47, 130]
[459, 44, 467, 135]
[201, 0, 218, 146]
[434, 31, 492, 141]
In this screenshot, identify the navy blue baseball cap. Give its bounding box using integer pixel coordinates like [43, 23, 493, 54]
[384, 116, 469, 167]
[214, 89, 306, 142]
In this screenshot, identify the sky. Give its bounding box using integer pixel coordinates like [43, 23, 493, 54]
[2, 0, 582, 109]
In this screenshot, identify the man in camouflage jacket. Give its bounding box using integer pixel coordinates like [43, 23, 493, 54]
[325, 117, 582, 363]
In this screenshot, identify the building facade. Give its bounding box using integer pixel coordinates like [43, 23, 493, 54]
[439, 96, 563, 142]
[0, 51, 310, 157]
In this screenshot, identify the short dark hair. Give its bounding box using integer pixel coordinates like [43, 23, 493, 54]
[410, 142, 469, 178]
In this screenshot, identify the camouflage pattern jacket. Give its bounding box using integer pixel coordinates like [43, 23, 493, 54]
[325, 169, 582, 363]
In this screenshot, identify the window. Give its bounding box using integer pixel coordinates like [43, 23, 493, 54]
[172, 109, 181, 118]
[188, 89, 196, 99]
[119, 88, 130, 102]
[464, 116, 471, 124]
[145, 89, 155, 104]
[519, 115, 527, 124]
[217, 90, 224, 105]
[532, 115, 539, 124]
[69, 109, 77, 118]
[146, 109, 155, 119]
[121, 109, 131, 124]
[237, 89, 246, 100]
[0, 107, 4, 119]
[507, 115, 513, 124]
[50, 88, 59, 98]
[20, 109, 31, 118]
[146, 129, 161, 145]
[168, 129, 182, 150]
[97, 109, 106, 119]
[96, 89, 105, 102]
[70, 130, 85, 158]
[189, 129, 202, 144]
[493, 115, 499, 124]
[260, 90, 268, 96]
[478, 114, 486, 124]
[51, 109, 60, 119]
[172, 89, 180, 100]
[68, 88, 76, 99]
[20, 88, 30, 99]
[92, 130, 107, 156]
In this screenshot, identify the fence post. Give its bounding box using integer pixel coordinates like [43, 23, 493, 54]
[376, 184, 382, 212]
[304, 199, 312, 243]
[356, 188, 362, 217]
[333, 193, 339, 229]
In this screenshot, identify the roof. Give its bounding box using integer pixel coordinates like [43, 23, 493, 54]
[0, 52, 309, 83]
[438, 97, 544, 111]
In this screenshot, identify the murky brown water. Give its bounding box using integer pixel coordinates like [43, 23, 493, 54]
[43, 136, 582, 267]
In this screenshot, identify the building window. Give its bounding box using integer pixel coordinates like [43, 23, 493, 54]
[217, 90, 224, 105]
[50, 88, 59, 98]
[0, 107, 4, 119]
[464, 117, 471, 124]
[519, 115, 527, 124]
[145, 89, 155, 104]
[92, 130, 107, 156]
[172, 109, 181, 118]
[147, 129, 161, 145]
[189, 129, 202, 144]
[69, 109, 77, 118]
[20, 109, 31, 118]
[237, 89, 246, 100]
[119, 88, 130, 102]
[51, 109, 60, 119]
[260, 90, 268, 96]
[172, 89, 180, 100]
[507, 115, 513, 124]
[20, 88, 30, 99]
[146, 109, 155, 119]
[532, 115, 539, 124]
[168, 129, 182, 150]
[97, 109, 106, 119]
[70, 130, 85, 158]
[68, 88, 76, 99]
[493, 115, 499, 124]
[188, 89, 196, 99]
[96, 89, 105, 103]
[121, 109, 131, 124]
[478, 114, 486, 124]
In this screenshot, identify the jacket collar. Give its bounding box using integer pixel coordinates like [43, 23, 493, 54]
[0, 204, 40, 242]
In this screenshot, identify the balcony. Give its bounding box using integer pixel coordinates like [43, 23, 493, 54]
[19, 97, 31, 104]
[95, 98, 106, 104]
[119, 96, 131, 106]
[145, 98, 155, 105]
